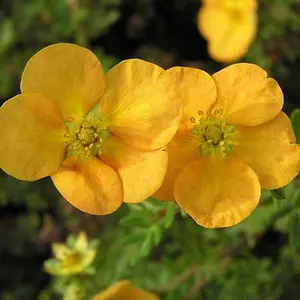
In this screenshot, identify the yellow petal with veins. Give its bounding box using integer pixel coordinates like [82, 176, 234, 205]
[174, 156, 260, 228]
[100, 59, 181, 151]
[212, 63, 283, 126]
[51, 157, 123, 215]
[21, 43, 106, 121]
[0, 93, 65, 180]
[164, 67, 217, 131]
[101, 136, 168, 203]
[233, 112, 300, 190]
[154, 132, 201, 201]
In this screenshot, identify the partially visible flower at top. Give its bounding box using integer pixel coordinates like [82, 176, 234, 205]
[154, 63, 300, 228]
[0, 43, 181, 215]
[197, 0, 258, 62]
[92, 280, 159, 300]
[44, 231, 97, 276]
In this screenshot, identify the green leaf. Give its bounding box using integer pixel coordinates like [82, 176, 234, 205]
[290, 108, 300, 143]
[0, 19, 15, 55]
[271, 187, 286, 200]
[151, 225, 162, 246]
[180, 208, 188, 218]
[289, 213, 300, 249]
[141, 198, 164, 212]
[122, 231, 146, 246]
[293, 189, 300, 208]
[119, 216, 148, 228]
[272, 197, 282, 210]
[140, 233, 153, 257]
[131, 233, 153, 265]
[127, 203, 145, 212]
[164, 202, 176, 229]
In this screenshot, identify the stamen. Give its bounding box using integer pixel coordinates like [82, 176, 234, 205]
[64, 118, 110, 159]
[189, 108, 237, 156]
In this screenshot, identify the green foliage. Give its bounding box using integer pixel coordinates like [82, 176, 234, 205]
[246, 0, 300, 77]
[33, 182, 300, 300]
[0, 0, 120, 99]
[291, 109, 300, 143]
[271, 188, 286, 201]
[119, 199, 176, 265]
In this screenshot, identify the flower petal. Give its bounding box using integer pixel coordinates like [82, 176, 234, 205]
[92, 280, 159, 300]
[165, 67, 217, 131]
[51, 157, 123, 215]
[21, 43, 106, 121]
[233, 112, 300, 190]
[101, 136, 168, 203]
[52, 243, 73, 260]
[174, 156, 260, 228]
[100, 59, 181, 150]
[44, 259, 67, 276]
[198, 7, 256, 62]
[74, 231, 88, 252]
[154, 133, 201, 201]
[0, 94, 65, 180]
[212, 63, 283, 126]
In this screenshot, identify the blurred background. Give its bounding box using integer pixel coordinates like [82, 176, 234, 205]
[0, 0, 300, 299]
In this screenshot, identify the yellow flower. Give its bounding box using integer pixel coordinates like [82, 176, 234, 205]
[197, 0, 257, 62]
[44, 231, 97, 276]
[92, 280, 159, 300]
[0, 43, 181, 214]
[155, 63, 300, 228]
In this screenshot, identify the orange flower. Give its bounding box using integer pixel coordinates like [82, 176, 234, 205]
[155, 63, 300, 228]
[0, 43, 181, 215]
[92, 280, 159, 300]
[197, 0, 257, 62]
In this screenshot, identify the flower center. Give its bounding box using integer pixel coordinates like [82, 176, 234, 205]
[190, 109, 237, 156]
[60, 251, 82, 268]
[65, 117, 111, 159]
[204, 124, 224, 145]
[77, 126, 97, 146]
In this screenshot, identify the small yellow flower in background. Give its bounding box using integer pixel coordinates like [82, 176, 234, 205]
[92, 280, 159, 300]
[197, 0, 257, 62]
[44, 231, 97, 276]
[155, 63, 300, 228]
[0, 43, 181, 214]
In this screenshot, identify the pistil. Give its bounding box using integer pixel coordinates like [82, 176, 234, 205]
[190, 109, 237, 156]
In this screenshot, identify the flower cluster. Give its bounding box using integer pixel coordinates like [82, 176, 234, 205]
[0, 44, 299, 228]
[0, 43, 181, 215]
